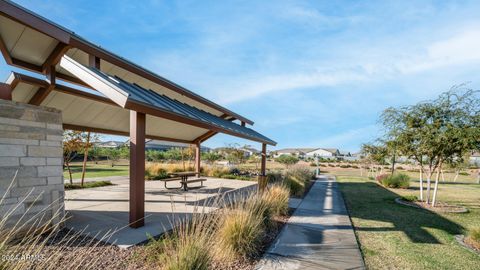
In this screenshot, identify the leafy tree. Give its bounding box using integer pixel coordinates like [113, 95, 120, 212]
[164, 148, 182, 161]
[80, 132, 100, 187]
[275, 154, 299, 168]
[146, 150, 165, 162]
[379, 86, 480, 206]
[104, 148, 121, 167]
[89, 146, 102, 164]
[202, 152, 222, 165]
[63, 131, 84, 184]
[224, 144, 247, 165]
[361, 143, 389, 177]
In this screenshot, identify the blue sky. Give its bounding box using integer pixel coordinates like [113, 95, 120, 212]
[2, 0, 480, 152]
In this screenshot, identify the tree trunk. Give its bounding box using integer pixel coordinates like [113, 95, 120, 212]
[80, 132, 91, 187]
[419, 165, 424, 201]
[431, 163, 442, 207]
[454, 169, 459, 182]
[426, 168, 432, 204]
[66, 160, 73, 185]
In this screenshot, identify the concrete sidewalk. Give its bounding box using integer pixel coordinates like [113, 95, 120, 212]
[256, 175, 365, 270]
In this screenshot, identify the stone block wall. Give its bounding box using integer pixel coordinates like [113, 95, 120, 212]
[0, 99, 64, 228]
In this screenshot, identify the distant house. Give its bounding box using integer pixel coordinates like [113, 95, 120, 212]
[213, 146, 257, 158]
[273, 148, 309, 159]
[144, 140, 210, 152]
[95, 141, 125, 148]
[240, 146, 260, 157]
[304, 148, 341, 160]
[470, 151, 480, 166]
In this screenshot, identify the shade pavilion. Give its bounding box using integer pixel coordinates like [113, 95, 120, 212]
[0, 0, 276, 228]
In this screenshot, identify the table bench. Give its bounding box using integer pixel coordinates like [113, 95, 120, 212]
[159, 176, 183, 189]
[161, 172, 207, 191]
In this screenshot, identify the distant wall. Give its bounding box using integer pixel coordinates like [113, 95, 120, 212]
[0, 99, 64, 229]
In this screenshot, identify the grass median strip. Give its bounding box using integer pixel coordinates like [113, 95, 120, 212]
[335, 175, 480, 270]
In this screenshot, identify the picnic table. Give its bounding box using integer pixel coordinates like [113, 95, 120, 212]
[167, 171, 206, 191]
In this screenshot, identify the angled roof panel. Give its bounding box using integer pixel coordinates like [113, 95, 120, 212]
[59, 56, 276, 146]
[0, 0, 254, 124]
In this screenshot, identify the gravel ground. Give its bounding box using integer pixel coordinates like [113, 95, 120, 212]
[30, 211, 292, 270]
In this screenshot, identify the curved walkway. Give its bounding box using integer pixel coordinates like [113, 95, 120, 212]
[256, 175, 365, 270]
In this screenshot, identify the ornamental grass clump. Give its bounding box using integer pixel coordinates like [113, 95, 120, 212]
[1, 174, 110, 270]
[263, 184, 290, 216]
[214, 194, 268, 261]
[284, 166, 314, 197]
[380, 173, 410, 189]
[148, 212, 219, 270]
[466, 227, 480, 250]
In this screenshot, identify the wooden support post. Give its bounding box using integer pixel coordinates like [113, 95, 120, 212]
[129, 110, 146, 228]
[89, 54, 100, 69]
[0, 83, 12, 100]
[258, 143, 267, 192]
[195, 142, 201, 177]
[29, 65, 55, 105]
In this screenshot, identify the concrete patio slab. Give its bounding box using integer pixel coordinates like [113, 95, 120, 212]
[64, 177, 256, 248]
[255, 175, 365, 270]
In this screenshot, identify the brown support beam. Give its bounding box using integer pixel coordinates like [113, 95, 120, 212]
[0, 35, 12, 65]
[195, 142, 201, 177]
[89, 55, 100, 69]
[28, 65, 55, 105]
[129, 110, 146, 228]
[42, 42, 71, 73]
[241, 121, 246, 127]
[261, 143, 267, 175]
[258, 143, 267, 193]
[11, 57, 42, 73]
[192, 114, 236, 143]
[62, 123, 193, 144]
[0, 83, 12, 100]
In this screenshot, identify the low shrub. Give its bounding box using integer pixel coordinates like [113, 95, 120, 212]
[396, 166, 404, 170]
[470, 228, 480, 242]
[380, 173, 410, 189]
[64, 180, 113, 190]
[466, 228, 480, 249]
[402, 195, 418, 202]
[145, 162, 195, 180]
[375, 174, 389, 183]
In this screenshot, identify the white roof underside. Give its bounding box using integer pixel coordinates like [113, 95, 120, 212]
[11, 81, 209, 141]
[0, 15, 224, 117]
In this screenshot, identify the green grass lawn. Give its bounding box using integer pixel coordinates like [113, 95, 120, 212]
[63, 162, 129, 180]
[335, 174, 480, 270]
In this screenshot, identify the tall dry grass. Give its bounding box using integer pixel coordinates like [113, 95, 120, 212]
[0, 173, 112, 270]
[143, 184, 291, 268]
[145, 163, 195, 180]
[263, 184, 290, 216]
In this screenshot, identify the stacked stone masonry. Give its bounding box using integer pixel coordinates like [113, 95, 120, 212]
[0, 99, 64, 228]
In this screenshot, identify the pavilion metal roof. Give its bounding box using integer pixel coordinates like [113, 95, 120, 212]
[59, 55, 276, 146]
[0, 0, 253, 124]
[0, 0, 276, 146]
